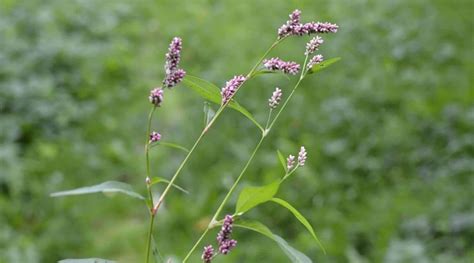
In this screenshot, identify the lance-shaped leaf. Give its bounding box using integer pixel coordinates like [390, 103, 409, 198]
[183, 75, 263, 131]
[50, 181, 144, 200]
[150, 141, 190, 153]
[249, 70, 290, 80]
[235, 180, 280, 215]
[307, 57, 341, 75]
[277, 150, 288, 173]
[58, 259, 116, 263]
[234, 220, 312, 263]
[150, 177, 189, 194]
[271, 198, 325, 253]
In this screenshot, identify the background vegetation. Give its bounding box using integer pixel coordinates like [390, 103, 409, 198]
[1, 0, 472, 262]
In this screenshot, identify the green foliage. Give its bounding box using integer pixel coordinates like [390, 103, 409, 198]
[0, 0, 472, 262]
[234, 220, 312, 263]
[235, 181, 280, 215]
[50, 181, 145, 200]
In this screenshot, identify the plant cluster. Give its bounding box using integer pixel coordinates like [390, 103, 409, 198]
[51, 9, 340, 262]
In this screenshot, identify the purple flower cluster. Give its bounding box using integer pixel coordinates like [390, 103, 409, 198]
[149, 87, 164, 106]
[307, 54, 324, 69]
[221, 75, 246, 105]
[298, 146, 307, 166]
[268, 87, 282, 109]
[263, 58, 300, 75]
[201, 215, 237, 262]
[286, 146, 308, 171]
[287, 155, 295, 170]
[217, 215, 237, 254]
[201, 245, 214, 263]
[277, 9, 338, 39]
[305, 36, 324, 55]
[149, 131, 162, 143]
[163, 37, 186, 88]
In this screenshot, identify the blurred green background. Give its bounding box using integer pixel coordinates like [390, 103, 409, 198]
[1, 0, 473, 262]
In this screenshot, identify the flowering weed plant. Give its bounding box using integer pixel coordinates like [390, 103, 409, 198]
[51, 9, 340, 263]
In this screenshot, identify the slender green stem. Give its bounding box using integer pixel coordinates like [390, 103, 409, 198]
[149, 38, 283, 262]
[152, 39, 283, 212]
[183, 136, 265, 262]
[145, 106, 156, 263]
[183, 55, 310, 261]
[182, 227, 211, 262]
[145, 214, 156, 263]
[265, 109, 273, 130]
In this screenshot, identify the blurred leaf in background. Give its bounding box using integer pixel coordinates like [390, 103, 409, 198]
[0, 0, 472, 262]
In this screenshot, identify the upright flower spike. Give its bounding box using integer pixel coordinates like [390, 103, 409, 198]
[287, 155, 296, 170]
[268, 87, 282, 109]
[307, 54, 324, 69]
[277, 10, 338, 39]
[216, 215, 237, 255]
[163, 37, 186, 88]
[201, 245, 214, 263]
[263, 58, 300, 75]
[221, 75, 246, 105]
[298, 146, 307, 166]
[305, 36, 324, 55]
[164, 37, 182, 73]
[149, 131, 162, 143]
[149, 87, 164, 106]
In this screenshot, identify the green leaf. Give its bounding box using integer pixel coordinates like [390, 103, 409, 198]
[50, 181, 144, 200]
[307, 57, 341, 75]
[150, 141, 189, 153]
[277, 150, 287, 173]
[271, 198, 325, 253]
[183, 75, 263, 131]
[58, 259, 116, 263]
[235, 180, 280, 214]
[234, 220, 312, 263]
[250, 70, 290, 80]
[182, 75, 221, 104]
[150, 177, 189, 194]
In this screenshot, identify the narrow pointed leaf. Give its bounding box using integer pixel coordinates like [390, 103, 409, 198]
[58, 259, 116, 263]
[50, 181, 144, 200]
[151, 141, 189, 153]
[271, 198, 325, 253]
[277, 150, 287, 173]
[235, 180, 280, 215]
[150, 177, 189, 194]
[307, 57, 341, 75]
[250, 70, 290, 80]
[234, 220, 312, 263]
[183, 75, 263, 131]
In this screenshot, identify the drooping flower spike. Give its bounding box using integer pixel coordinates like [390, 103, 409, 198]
[263, 58, 300, 75]
[268, 87, 282, 109]
[221, 75, 246, 105]
[277, 9, 338, 39]
[217, 215, 237, 255]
